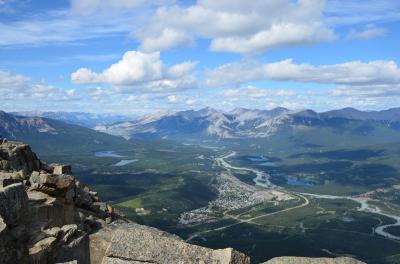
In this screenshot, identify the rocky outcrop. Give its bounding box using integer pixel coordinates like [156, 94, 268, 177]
[263, 257, 366, 264]
[0, 141, 42, 176]
[0, 140, 366, 264]
[0, 141, 117, 264]
[101, 222, 250, 264]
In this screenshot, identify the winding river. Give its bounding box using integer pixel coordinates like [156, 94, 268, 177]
[215, 152, 279, 189]
[218, 151, 400, 241]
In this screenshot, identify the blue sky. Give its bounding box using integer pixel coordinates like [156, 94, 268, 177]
[0, 0, 399, 114]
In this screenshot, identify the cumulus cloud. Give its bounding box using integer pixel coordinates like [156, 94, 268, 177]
[71, 51, 197, 91]
[206, 59, 400, 87]
[139, 28, 194, 52]
[135, 0, 335, 53]
[72, 51, 163, 85]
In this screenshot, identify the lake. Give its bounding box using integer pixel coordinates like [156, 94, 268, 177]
[95, 151, 125, 158]
[112, 159, 138, 166]
[287, 178, 315, 186]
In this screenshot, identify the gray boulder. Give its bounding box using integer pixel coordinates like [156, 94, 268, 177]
[30, 172, 75, 197]
[53, 164, 72, 175]
[74, 187, 93, 209]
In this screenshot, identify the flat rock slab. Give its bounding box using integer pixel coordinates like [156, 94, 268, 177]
[102, 257, 154, 264]
[104, 223, 250, 264]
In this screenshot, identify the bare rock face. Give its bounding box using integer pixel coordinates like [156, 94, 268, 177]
[263, 257, 366, 264]
[0, 184, 29, 263]
[0, 215, 21, 264]
[102, 223, 250, 264]
[0, 183, 29, 227]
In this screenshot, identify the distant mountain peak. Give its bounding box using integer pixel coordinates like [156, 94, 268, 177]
[321, 107, 400, 122]
[271, 107, 289, 112]
[229, 107, 252, 114]
[197, 107, 220, 115]
[294, 109, 319, 117]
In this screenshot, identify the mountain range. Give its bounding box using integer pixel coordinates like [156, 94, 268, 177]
[12, 111, 133, 128]
[2, 107, 400, 149]
[94, 107, 400, 140]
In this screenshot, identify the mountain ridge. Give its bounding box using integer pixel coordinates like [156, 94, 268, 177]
[11, 111, 134, 128]
[93, 107, 400, 140]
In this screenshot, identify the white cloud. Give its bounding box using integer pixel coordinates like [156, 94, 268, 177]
[326, 84, 400, 109]
[139, 28, 194, 52]
[127, 95, 136, 101]
[205, 60, 265, 87]
[222, 86, 297, 100]
[69, 0, 177, 16]
[347, 25, 387, 40]
[72, 51, 163, 85]
[71, 68, 100, 84]
[264, 59, 400, 85]
[135, 0, 335, 53]
[0, 12, 133, 46]
[0, 70, 29, 91]
[330, 84, 400, 97]
[71, 50, 198, 91]
[210, 22, 333, 53]
[326, 0, 400, 26]
[206, 59, 400, 87]
[0, 70, 81, 101]
[167, 61, 197, 79]
[167, 95, 177, 102]
[185, 98, 196, 106]
[0, 0, 168, 47]
[211, 86, 321, 110]
[70, 0, 146, 16]
[1, 0, 398, 53]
